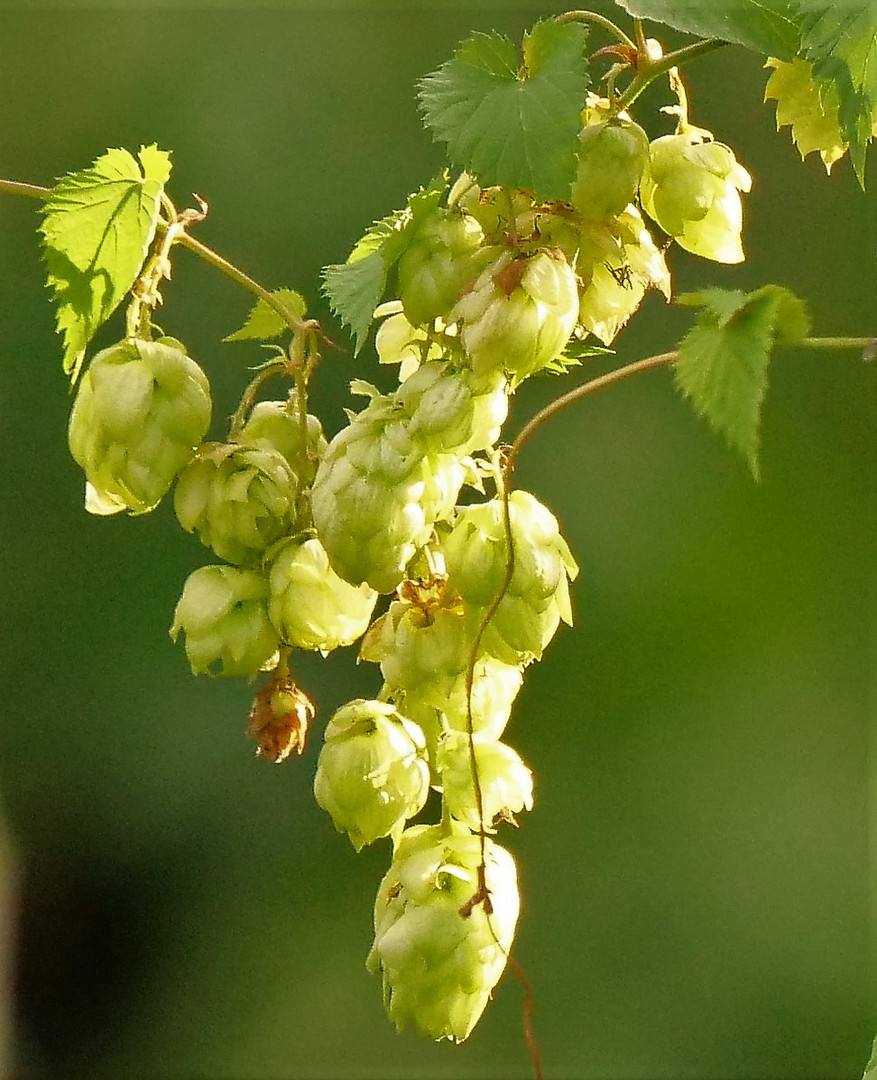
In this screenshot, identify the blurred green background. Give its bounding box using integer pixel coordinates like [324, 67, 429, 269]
[0, 3, 874, 1078]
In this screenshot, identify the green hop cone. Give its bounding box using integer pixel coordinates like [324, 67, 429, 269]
[311, 389, 464, 592]
[367, 822, 519, 1042]
[570, 117, 650, 222]
[268, 536, 378, 651]
[452, 248, 579, 380]
[360, 597, 472, 706]
[393, 657, 524, 762]
[443, 490, 579, 665]
[169, 564, 279, 677]
[374, 305, 443, 379]
[577, 206, 672, 345]
[396, 362, 508, 457]
[313, 699, 430, 851]
[68, 337, 211, 516]
[174, 442, 298, 566]
[640, 130, 752, 263]
[397, 208, 487, 327]
[436, 732, 533, 831]
[239, 396, 327, 485]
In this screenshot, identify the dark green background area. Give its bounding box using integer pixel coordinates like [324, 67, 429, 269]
[0, 4, 874, 1078]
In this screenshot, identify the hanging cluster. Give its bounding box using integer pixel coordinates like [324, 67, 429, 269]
[59, 32, 759, 1046]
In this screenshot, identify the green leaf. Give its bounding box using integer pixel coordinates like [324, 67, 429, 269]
[798, 6, 877, 186]
[222, 288, 307, 342]
[862, 1033, 877, 1080]
[39, 145, 172, 380]
[674, 285, 810, 478]
[613, 0, 802, 57]
[418, 20, 589, 200]
[321, 175, 447, 354]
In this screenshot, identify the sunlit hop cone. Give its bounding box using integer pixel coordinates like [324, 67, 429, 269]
[68, 337, 211, 516]
[311, 389, 457, 592]
[452, 248, 579, 380]
[366, 822, 519, 1042]
[360, 594, 472, 706]
[570, 117, 650, 222]
[392, 657, 524, 763]
[313, 699, 430, 850]
[443, 490, 579, 665]
[396, 362, 508, 457]
[169, 564, 279, 677]
[268, 536, 377, 652]
[174, 442, 299, 566]
[640, 130, 752, 263]
[576, 206, 672, 345]
[397, 208, 487, 327]
[436, 732, 533, 831]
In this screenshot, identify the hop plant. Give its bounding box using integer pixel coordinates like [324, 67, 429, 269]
[174, 442, 299, 566]
[313, 699, 430, 850]
[570, 117, 650, 222]
[443, 490, 579, 665]
[452, 247, 579, 380]
[367, 822, 519, 1042]
[436, 732, 533, 831]
[268, 536, 378, 652]
[239, 397, 327, 485]
[169, 564, 279, 677]
[640, 130, 752, 263]
[397, 207, 487, 327]
[67, 337, 211, 516]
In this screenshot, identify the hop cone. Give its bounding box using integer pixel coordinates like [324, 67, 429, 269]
[396, 362, 508, 457]
[436, 732, 533, 831]
[453, 248, 579, 380]
[68, 337, 211, 516]
[169, 564, 279, 677]
[268, 536, 377, 652]
[577, 206, 672, 345]
[311, 391, 462, 592]
[313, 700, 430, 851]
[443, 490, 579, 665]
[397, 208, 486, 327]
[570, 117, 650, 222]
[640, 131, 752, 263]
[174, 442, 299, 565]
[239, 397, 327, 485]
[360, 598, 472, 706]
[367, 822, 519, 1042]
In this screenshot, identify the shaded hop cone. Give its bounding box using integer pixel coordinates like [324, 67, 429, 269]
[169, 564, 279, 677]
[239, 397, 327, 487]
[247, 678, 315, 762]
[443, 490, 579, 665]
[570, 117, 650, 223]
[397, 208, 488, 327]
[68, 337, 211, 516]
[174, 442, 299, 566]
[268, 536, 377, 652]
[436, 732, 533, 831]
[576, 206, 672, 345]
[452, 248, 579, 380]
[367, 822, 519, 1042]
[395, 362, 508, 457]
[360, 596, 473, 707]
[640, 130, 752, 263]
[313, 699, 430, 851]
[311, 391, 461, 593]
